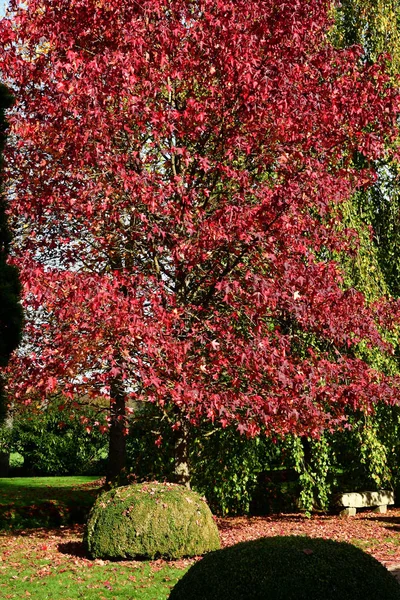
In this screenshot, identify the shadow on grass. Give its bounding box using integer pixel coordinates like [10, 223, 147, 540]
[0, 524, 83, 539]
[58, 539, 89, 558]
[0, 477, 103, 530]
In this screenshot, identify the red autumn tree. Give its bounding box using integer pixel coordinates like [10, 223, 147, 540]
[1, 0, 399, 482]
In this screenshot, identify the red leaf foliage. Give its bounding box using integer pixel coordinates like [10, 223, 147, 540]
[0, 0, 400, 435]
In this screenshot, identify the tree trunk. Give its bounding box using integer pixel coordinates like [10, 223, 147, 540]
[0, 448, 10, 477]
[106, 378, 127, 484]
[173, 418, 191, 488]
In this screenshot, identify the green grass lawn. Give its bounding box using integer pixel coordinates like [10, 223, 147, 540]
[0, 525, 189, 599]
[0, 545, 187, 599]
[0, 476, 189, 599]
[0, 476, 102, 529]
[1, 477, 400, 599]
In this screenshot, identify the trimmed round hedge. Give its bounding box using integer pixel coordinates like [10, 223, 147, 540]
[84, 481, 220, 560]
[168, 535, 400, 600]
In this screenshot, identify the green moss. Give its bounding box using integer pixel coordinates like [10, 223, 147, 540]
[84, 482, 220, 560]
[169, 536, 400, 600]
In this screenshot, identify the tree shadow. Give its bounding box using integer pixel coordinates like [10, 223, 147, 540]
[362, 514, 400, 533]
[217, 513, 327, 531]
[58, 540, 89, 558]
[0, 523, 85, 540]
[0, 478, 103, 507]
[387, 567, 400, 584]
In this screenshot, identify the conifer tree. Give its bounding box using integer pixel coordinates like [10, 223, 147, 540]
[0, 83, 23, 417]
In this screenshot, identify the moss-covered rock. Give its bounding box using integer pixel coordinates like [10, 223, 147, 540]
[169, 535, 400, 600]
[84, 482, 220, 560]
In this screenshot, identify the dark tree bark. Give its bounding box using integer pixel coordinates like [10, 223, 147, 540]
[106, 378, 127, 484]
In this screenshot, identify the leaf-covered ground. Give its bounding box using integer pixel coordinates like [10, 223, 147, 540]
[218, 511, 400, 569]
[1, 510, 400, 598]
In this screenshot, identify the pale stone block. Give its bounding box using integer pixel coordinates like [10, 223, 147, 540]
[339, 490, 394, 509]
[340, 507, 357, 517]
[374, 505, 387, 514]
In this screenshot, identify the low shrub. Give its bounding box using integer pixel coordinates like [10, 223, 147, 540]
[168, 535, 400, 600]
[84, 482, 220, 560]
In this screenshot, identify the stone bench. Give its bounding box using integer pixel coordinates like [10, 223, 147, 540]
[338, 490, 395, 516]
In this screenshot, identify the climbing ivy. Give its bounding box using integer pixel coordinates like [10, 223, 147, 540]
[293, 435, 333, 516]
[330, 0, 400, 75]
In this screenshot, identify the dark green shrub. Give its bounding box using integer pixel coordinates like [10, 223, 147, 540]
[3, 399, 108, 476]
[126, 402, 400, 516]
[126, 403, 176, 482]
[169, 536, 400, 600]
[0, 84, 23, 416]
[250, 469, 300, 514]
[191, 426, 274, 516]
[126, 404, 283, 516]
[84, 482, 220, 560]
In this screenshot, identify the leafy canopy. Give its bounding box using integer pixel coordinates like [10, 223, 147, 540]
[1, 0, 400, 438]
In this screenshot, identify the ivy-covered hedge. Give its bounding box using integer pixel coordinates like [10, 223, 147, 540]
[126, 404, 290, 515]
[126, 401, 400, 516]
[4, 395, 400, 516]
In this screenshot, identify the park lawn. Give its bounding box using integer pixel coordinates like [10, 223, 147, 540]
[0, 477, 102, 529]
[1, 514, 400, 600]
[0, 478, 400, 597]
[0, 524, 190, 599]
[0, 478, 190, 598]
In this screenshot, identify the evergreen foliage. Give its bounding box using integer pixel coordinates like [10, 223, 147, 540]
[0, 397, 108, 476]
[0, 83, 23, 417]
[313, 0, 400, 515]
[331, 0, 400, 74]
[169, 536, 400, 600]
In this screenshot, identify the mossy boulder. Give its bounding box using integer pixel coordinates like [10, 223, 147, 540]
[169, 535, 400, 600]
[84, 482, 220, 560]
